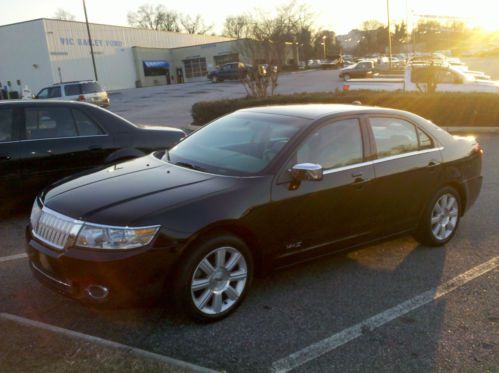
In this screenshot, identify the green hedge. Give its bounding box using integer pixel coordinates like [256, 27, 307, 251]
[191, 91, 499, 127]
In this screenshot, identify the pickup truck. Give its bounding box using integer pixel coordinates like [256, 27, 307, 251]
[342, 65, 499, 93]
[207, 62, 253, 83]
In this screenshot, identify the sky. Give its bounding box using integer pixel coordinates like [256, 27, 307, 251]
[0, 0, 497, 35]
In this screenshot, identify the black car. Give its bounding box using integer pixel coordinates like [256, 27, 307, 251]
[26, 104, 482, 322]
[0, 101, 185, 206]
[207, 62, 253, 83]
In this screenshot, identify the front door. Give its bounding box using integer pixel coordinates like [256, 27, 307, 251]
[270, 117, 376, 259]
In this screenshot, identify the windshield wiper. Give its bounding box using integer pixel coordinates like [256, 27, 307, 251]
[174, 161, 208, 172]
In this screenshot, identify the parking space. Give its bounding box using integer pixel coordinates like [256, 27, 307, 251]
[0, 133, 497, 372]
[108, 70, 344, 129]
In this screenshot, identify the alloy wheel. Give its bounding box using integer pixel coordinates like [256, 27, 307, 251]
[431, 193, 459, 241]
[191, 246, 248, 315]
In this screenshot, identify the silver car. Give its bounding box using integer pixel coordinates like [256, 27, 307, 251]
[35, 80, 110, 108]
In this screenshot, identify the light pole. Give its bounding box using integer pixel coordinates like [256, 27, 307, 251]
[387, 0, 393, 70]
[322, 35, 327, 60]
[83, 0, 98, 81]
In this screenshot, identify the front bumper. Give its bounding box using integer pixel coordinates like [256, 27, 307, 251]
[25, 227, 178, 303]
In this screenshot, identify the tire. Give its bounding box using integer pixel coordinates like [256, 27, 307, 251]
[413, 186, 461, 247]
[343, 74, 351, 81]
[174, 233, 253, 322]
[211, 76, 218, 83]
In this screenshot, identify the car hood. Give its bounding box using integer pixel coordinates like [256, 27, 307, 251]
[42, 154, 230, 226]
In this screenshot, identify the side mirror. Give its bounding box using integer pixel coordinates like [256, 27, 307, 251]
[290, 163, 323, 182]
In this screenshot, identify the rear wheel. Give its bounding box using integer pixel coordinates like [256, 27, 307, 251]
[343, 74, 351, 81]
[414, 186, 461, 246]
[174, 234, 253, 322]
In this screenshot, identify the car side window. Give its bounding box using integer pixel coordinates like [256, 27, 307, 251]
[72, 110, 104, 136]
[36, 88, 49, 99]
[25, 108, 77, 140]
[295, 118, 364, 170]
[417, 128, 433, 149]
[0, 109, 13, 142]
[64, 84, 81, 96]
[370, 117, 419, 158]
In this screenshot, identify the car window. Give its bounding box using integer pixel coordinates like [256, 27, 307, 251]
[64, 84, 81, 96]
[25, 107, 77, 139]
[72, 109, 104, 136]
[49, 86, 62, 98]
[295, 119, 363, 170]
[36, 88, 49, 99]
[81, 82, 102, 94]
[370, 117, 419, 158]
[417, 128, 434, 149]
[0, 109, 13, 142]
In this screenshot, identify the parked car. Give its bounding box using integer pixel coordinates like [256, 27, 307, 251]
[339, 61, 377, 80]
[343, 65, 499, 93]
[207, 62, 253, 83]
[35, 80, 110, 108]
[26, 104, 483, 322]
[0, 100, 185, 203]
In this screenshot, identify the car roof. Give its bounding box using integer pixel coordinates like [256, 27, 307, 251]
[237, 104, 399, 120]
[0, 100, 100, 109]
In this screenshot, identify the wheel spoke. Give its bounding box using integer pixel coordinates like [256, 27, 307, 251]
[225, 252, 241, 271]
[438, 224, 445, 239]
[441, 195, 448, 210]
[431, 215, 441, 225]
[199, 258, 215, 275]
[447, 197, 456, 210]
[434, 202, 443, 214]
[195, 289, 213, 309]
[213, 292, 223, 313]
[229, 270, 247, 282]
[224, 286, 239, 301]
[192, 278, 210, 291]
[449, 209, 458, 217]
[216, 248, 226, 268]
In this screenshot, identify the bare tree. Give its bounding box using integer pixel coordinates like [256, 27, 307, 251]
[233, 1, 314, 97]
[127, 4, 181, 32]
[223, 15, 254, 39]
[54, 9, 76, 21]
[180, 14, 213, 35]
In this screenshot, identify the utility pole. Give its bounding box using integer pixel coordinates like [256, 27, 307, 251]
[83, 0, 98, 81]
[387, 0, 393, 70]
[322, 35, 327, 60]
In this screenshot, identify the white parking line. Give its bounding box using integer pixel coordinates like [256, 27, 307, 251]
[271, 256, 498, 373]
[0, 253, 28, 263]
[0, 312, 218, 373]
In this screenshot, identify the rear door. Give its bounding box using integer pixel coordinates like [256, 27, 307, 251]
[20, 106, 114, 191]
[0, 106, 23, 198]
[367, 116, 443, 233]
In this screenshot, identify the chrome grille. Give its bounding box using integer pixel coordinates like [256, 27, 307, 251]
[32, 208, 82, 250]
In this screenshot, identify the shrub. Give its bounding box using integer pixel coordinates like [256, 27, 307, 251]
[191, 91, 499, 127]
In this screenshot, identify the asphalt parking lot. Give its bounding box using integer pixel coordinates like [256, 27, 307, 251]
[0, 133, 497, 372]
[108, 69, 345, 129]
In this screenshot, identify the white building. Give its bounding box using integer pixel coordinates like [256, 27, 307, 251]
[0, 18, 240, 94]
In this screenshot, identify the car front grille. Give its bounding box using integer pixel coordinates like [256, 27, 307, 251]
[32, 208, 83, 250]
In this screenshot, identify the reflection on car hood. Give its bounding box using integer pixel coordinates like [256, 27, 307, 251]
[42, 154, 221, 225]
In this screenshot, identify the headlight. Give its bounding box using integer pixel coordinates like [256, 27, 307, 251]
[75, 224, 160, 250]
[30, 199, 42, 230]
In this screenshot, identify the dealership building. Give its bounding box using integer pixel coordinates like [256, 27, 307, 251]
[0, 18, 260, 94]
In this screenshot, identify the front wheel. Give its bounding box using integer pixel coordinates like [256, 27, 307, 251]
[174, 234, 253, 322]
[413, 186, 461, 246]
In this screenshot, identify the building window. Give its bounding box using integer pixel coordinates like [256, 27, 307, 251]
[143, 60, 170, 77]
[214, 53, 239, 68]
[183, 58, 207, 79]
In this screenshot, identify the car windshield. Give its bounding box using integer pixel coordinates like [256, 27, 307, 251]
[163, 112, 306, 176]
